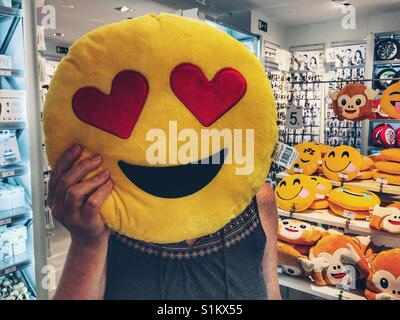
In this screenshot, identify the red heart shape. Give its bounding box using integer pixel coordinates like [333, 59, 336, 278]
[170, 63, 247, 127]
[72, 70, 149, 139]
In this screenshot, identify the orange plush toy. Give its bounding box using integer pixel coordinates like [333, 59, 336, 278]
[329, 83, 379, 121]
[365, 249, 400, 300]
[370, 203, 400, 234]
[300, 234, 370, 287]
[278, 242, 309, 277]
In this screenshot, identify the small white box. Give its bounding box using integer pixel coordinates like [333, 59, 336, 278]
[0, 229, 13, 260]
[1, 183, 25, 209]
[0, 132, 21, 167]
[0, 0, 12, 8]
[0, 186, 12, 212]
[8, 225, 27, 256]
[0, 55, 12, 69]
[0, 90, 27, 122]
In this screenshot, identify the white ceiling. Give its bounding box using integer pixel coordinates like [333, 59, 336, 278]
[41, 0, 400, 45]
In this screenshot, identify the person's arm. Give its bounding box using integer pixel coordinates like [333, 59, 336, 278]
[256, 183, 282, 300]
[47, 144, 113, 300]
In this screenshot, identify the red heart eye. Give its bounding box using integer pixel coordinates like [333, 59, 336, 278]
[72, 70, 149, 139]
[170, 63, 247, 127]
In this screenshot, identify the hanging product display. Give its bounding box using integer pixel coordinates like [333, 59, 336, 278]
[371, 123, 396, 148]
[375, 38, 400, 61]
[329, 83, 379, 121]
[42, 14, 278, 244]
[380, 81, 400, 120]
[365, 249, 400, 300]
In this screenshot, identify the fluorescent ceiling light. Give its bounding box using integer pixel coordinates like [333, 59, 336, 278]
[115, 6, 135, 13]
[52, 32, 65, 37]
[61, 4, 75, 9]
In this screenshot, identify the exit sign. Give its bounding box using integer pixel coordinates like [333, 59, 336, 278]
[56, 46, 69, 54]
[258, 20, 268, 32]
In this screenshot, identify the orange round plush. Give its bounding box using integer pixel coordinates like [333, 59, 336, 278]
[375, 161, 400, 174]
[329, 202, 370, 220]
[329, 187, 380, 211]
[380, 149, 400, 162]
[275, 174, 317, 212]
[288, 142, 321, 175]
[374, 171, 400, 186]
[322, 145, 362, 181]
[380, 82, 400, 120]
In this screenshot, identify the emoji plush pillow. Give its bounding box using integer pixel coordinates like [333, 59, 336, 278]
[287, 142, 321, 175]
[322, 145, 362, 181]
[380, 82, 400, 120]
[370, 203, 400, 234]
[43, 14, 278, 243]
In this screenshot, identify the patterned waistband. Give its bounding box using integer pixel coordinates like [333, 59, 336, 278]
[113, 199, 260, 259]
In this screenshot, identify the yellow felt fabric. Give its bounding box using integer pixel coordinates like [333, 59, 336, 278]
[328, 187, 380, 211]
[374, 171, 400, 186]
[361, 156, 375, 171]
[329, 202, 370, 220]
[380, 149, 400, 162]
[43, 14, 278, 243]
[287, 142, 321, 175]
[375, 161, 400, 174]
[310, 199, 330, 210]
[356, 170, 375, 180]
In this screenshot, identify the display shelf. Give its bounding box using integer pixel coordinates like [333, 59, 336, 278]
[279, 274, 366, 300]
[370, 119, 400, 123]
[0, 5, 22, 17]
[0, 164, 27, 179]
[0, 207, 32, 227]
[278, 208, 370, 235]
[0, 68, 24, 77]
[0, 122, 26, 130]
[374, 59, 400, 65]
[277, 171, 400, 196]
[0, 253, 31, 277]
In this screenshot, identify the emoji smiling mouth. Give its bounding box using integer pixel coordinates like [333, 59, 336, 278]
[331, 272, 347, 279]
[277, 188, 303, 201]
[389, 220, 400, 225]
[300, 159, 310, 163]
[324, 162, 351, 173]
[285, 227, 299, 233]
[118, 149, 227, 199]
[390, 100, 400, 113]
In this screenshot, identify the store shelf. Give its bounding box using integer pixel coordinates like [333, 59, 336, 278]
[278, 208, 370, 235]
[0, 207, 32, 226]
[0, 5, 22, 17]
[0, 164, 27, 179]
[0, 121, 26, 130]
[374, 59, 400, 65]
[370, 119, 400, 123]
[277, 171, 400, 196]
[0, 68, 24, 77]
[0, 253, 31, 277]
[279, 274, 366, 300]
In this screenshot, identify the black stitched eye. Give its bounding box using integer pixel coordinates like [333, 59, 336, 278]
[293, 179, 301, 185]
[300, 225, 307, 229]
[341, 99, 347, 106]
[282, 221, 289, 225]
[279, 181, 287, 188]
[287, 269, 295, 275]
[328, 151, 335, 158]
[355, 99, 362, 106]
[342, 151, 349, 158]
[380, 278, 389, 289]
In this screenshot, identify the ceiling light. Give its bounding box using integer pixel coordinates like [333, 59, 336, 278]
[61, 4, 75, 9]
[52, 32, 65, 37]
[115, 6, 135, 13]
[195, 0, 207, 6]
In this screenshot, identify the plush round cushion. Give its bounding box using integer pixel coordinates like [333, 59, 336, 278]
[287, 142, 321, 175]
[322, 145, 362, 181]
[278, 219, 322, 245]
[315, 144, 333, 157]
[375, 161, 400, 174]
[380, 149, 400, 162]
[374, 171, 400, 186]
[329, 187, 380, 211]
[310, 199, 330, 210]
[43, 14, 278, 243]
[380, 82, 400, 120]
[309, 176, 332, 196]
[356, 170, 375, 180]
[329, 202, 370, 220]
[275, 174, 317, 212]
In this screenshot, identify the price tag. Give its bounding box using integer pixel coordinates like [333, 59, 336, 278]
[339, 173, 348, 179]
[315, 194, 325, 200]
[376, 178, 388, 185]
[277, 266, 283, 274]
[343, 210, 356, 220]
[294, 167, 304, 173]
[1, 170, 15, 178]
[0, 69, 12, 76]
[4, 266, 16, 275]
[272, 142, 299, 169]
[285, 105, 304, 130]
[0, 218, 12, 226]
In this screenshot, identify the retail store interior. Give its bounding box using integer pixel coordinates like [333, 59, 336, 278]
[1, 0, 400, 300]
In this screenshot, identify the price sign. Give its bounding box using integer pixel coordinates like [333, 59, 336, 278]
[285, 105, 303, 130]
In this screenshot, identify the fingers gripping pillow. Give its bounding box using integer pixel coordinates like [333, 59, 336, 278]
[43, 14, 278, 243]
[322, 146, 362, 182]
[365, 249, 400, 300]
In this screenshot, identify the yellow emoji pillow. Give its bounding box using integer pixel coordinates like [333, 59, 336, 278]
[380, 82, 400, 120]
[275, 174, 317, 212]
[380, 149, 400, 162]
[328, 187, 380, 220]
[309, 176, 332, 209]
[288, 142, 321, 175]
[375, 161, 400, 174]
[43, 14, 278, 243]
[322, 145, 362, 181]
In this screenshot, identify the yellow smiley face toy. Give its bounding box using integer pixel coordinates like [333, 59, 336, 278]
[309, 176, 332, 210]
[322, 145, 362, 181]
[288, 142, 322, 176]
[275, 174, 317, 212]
[380, 82, 400, 120]
[43, 14, 278, 243]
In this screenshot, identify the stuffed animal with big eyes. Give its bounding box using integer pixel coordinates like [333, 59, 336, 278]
[330, 83, 379, 121]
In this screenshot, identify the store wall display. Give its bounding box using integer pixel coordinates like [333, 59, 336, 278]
[43, 14, 278, 244]
[380, 82, 400, 120]
[330, 83, 379, 121]
[375, 37, 400, 61]
[287, 142, 321, 175]
[275, 174, 318, 212]
[322, 145, 363, 181]
[302, 234, 370, 287]
[328, 187, 380, 220]
[365, 249, 400, 300]
[327, 44, 366, 68]
[0, 90, 27, 123]
[370, 205, 400, 235]
[371, 123, 396, 148]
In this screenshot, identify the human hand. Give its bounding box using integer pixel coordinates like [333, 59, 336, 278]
[47, 144, 113, 247]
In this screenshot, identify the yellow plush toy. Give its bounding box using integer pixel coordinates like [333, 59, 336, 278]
[365, 249, 400, 300]
[43, 14, 278, 243]
[328, 187, 380, 220]
[275, 174, 317, 212]
[322, 145, 362, 182]
[380, 82, 400, 120]
[309, 176, 332, 209]
[373, 171, 400, 186]
[370, 203, 400, 234]
[287, 142, 321, 176]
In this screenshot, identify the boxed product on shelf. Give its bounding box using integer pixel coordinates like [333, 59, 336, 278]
[0, 228, 13, 260]
[0, 185, 12, 212]
[0, 55, 12, 69]
[0, 131, 21, 167]
[8, 225, 27, 256]
[0, 183, 25, 209]
[0, 0, 12, 8]
[0, 90, 27, 122]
